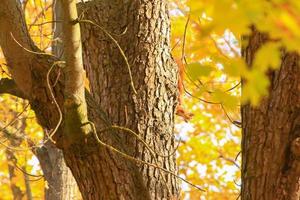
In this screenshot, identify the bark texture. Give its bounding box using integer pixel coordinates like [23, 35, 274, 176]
[0, 0, 179, 199]
[35, 143, 81, 200]
[241, 30, 300, 200]
[63, 1, 179, 199]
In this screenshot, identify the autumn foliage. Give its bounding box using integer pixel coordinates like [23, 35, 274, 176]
[1, 0, 300, 199]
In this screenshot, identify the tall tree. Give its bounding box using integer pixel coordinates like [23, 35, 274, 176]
[241, 30, 300, 199]
[0, 0, 179, 199]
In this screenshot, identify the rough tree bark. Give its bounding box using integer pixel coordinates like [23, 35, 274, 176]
[0, 0, 179, 199]
[241, 30, 300, 200]
[36, 143, 81, 200]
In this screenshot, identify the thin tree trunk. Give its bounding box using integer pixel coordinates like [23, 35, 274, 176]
[35, 143, 81, 200]
[5, 111, 25, 200]
[6, 150, 24, 200]
[241, 30, 300, 200]
[22, 165, 33, 200]
[20, 115, 33, 200]
[2, 115, 30, 200]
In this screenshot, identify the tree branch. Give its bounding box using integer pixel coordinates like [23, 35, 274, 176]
[0, 0, 65, 145]
[0, 78, 26, 99]
[0, 0, 40, 94]
[61, 0, 91, 147]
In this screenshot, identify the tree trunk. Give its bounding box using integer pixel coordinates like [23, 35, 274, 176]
[5, 109, 27, 200]
[35, 143, 81, 200]
[62, 1, 179, 199]
[241, 30, 300, 200]
[0, 0, 179, 199]
[6, 150, 24, 200]
[22, 165, 33, 200]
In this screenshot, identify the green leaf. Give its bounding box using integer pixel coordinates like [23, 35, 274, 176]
[223, 58, 248, 77]
[241, 69, 270, 105]
[187, 62, 214, 81]
[211, 90, 238, 110]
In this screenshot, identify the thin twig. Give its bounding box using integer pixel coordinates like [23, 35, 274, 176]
[221, 104, 241, 128]
[44, 61, 65, 143]
[29, 20, 63, 27]
[218, 151, 240, 169]
[225, 81, 241, 92]
[111, 125, 179, 158]
[28, 3, 54, 30]
[78, 19, 137, 94]
[183, 86, 220, 105]
[0, 139, 34, 151]
[181, 15, 190, 61]
[89, 121, 205, 192]
[14, 162, 44, 178]
[10, 33, 58, 58]
[108, 125, 173, 194]
[0, 104, 30, 133]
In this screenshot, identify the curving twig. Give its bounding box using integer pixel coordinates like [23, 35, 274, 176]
[89, 121, 206, 192]
[44, 61, 65, 143]
[10, 33, 58, 58]
[78, 19, 137, 94]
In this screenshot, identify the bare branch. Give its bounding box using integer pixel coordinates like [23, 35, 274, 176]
[0, 0, 39, 94]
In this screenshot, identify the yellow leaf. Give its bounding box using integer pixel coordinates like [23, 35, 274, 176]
[253, 42, 281, 71]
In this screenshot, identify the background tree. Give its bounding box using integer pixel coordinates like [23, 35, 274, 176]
[241, 30, 300, 200]
[171, 1, 300, 199]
